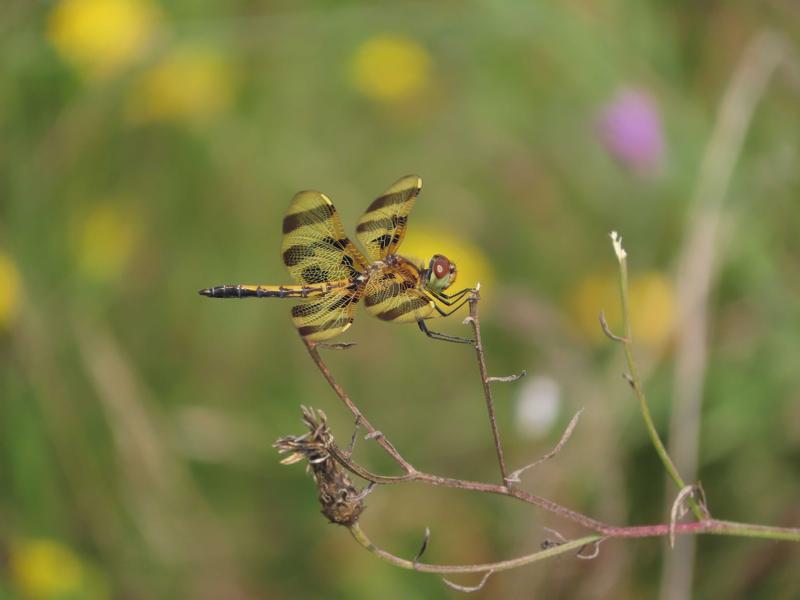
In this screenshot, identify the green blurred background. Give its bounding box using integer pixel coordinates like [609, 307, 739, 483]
[2, 1, 800, 598]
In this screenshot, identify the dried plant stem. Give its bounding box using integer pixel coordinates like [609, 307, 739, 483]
[304, 331, 610, 531]
[506, 409, 584, 483]
[349, 523, 602, 575]
[305, 288, 513, 485]
[326, 440, 800, 540]
[347, 518, 800, 580]
[302, 329, 800, 544]
[303, 338, 414, 474]
[465, 289, 510, 484]
[296, 260, 800, 586]
[327, 440, 611, 531]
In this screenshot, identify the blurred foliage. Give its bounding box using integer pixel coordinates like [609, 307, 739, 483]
[8, 538, 108, 600]
[1, 0, 800, 598]
[349, 34, 432, 102]
[0, 253, 21, 330]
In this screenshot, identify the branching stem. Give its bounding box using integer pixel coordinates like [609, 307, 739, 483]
[609, 232, 705, 521]
[348, 518, 799, 578]
[303, 327, 800, 543]
[295, 257, 800, 584]
[349, 523, 602, 575]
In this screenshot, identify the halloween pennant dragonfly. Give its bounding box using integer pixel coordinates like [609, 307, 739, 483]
[199, 175, 475, 344]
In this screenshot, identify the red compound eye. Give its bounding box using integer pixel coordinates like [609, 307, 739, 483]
[431, 255, 451, 279]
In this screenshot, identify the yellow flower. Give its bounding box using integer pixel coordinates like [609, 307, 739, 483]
[72, 202, 139, 282]
[401, 225, 494, 307]
[349, 35, 432, 102]
[0, 253, 21, 329]
[628, 271, 675, 348]
[126, 45, 235, 124]
[10, 539, 84, 599]
[568, 270, 675, 348]
[568, 272, 620, 344]
[47, 0, 160, 79]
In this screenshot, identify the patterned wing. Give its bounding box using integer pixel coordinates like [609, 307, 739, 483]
[291, 286, 360, 342]
[356, 175, 422, 262]
[362, 262, 434, 324]
[281, 191, 368, 285]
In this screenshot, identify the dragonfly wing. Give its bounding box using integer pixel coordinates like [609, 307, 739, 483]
[281, 190, 368, 285]
[362, 264, 434, 324]
[291, 286, 360, 341]
[356, 175, 422, 262]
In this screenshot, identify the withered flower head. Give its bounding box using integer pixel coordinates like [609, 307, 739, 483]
[274, 406, 365, 526]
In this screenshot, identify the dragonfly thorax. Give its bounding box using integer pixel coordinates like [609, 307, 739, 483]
[364, 259, 388, 281]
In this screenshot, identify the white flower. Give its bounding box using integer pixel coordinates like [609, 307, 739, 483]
[515, 375, 561, 439]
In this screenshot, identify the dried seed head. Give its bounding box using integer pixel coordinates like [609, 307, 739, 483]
[274, 406, 365, 526]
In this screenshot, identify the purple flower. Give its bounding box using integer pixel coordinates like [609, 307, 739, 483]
[598, 88, 665, 175]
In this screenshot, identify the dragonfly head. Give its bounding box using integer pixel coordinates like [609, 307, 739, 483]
[427, 254, 457, 292]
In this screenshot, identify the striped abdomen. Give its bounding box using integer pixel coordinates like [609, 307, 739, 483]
[198, 280, 353, 299]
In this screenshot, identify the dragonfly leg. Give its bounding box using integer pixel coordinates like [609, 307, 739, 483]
[417, 319, 474, 345]
[433, 296, 472, 317]
[429, 287, 474, 306]
[442, 286, 475, 299]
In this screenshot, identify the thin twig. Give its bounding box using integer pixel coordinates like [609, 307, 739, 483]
[695, 482, 710, 519]
[442, 570, 494, 593]
[318, 342, 358, 350]
[598, 311, 628, 343]
[670, 485, 698, 549]
[320, 434, 800, 543]
[576, 538, 605, 560]
[464, 288, 510, 484]
[486, 370, 528, 383]
[607, 232, 704, 521]
[541, 527, 568, 546]
[324, 438, 613, 531]
[303, 338, 415, 474]
[506, 408, 584, 483]
[347, 519, 799, 579]
[343, 419, 360, 457]
[413, 527, 431, 568]
[349, 523, 602, 574]
[351, 482, 376, 503]
[303, 320, 618, 530]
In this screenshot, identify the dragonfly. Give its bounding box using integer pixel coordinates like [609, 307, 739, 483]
[199, 175, 475, 344]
